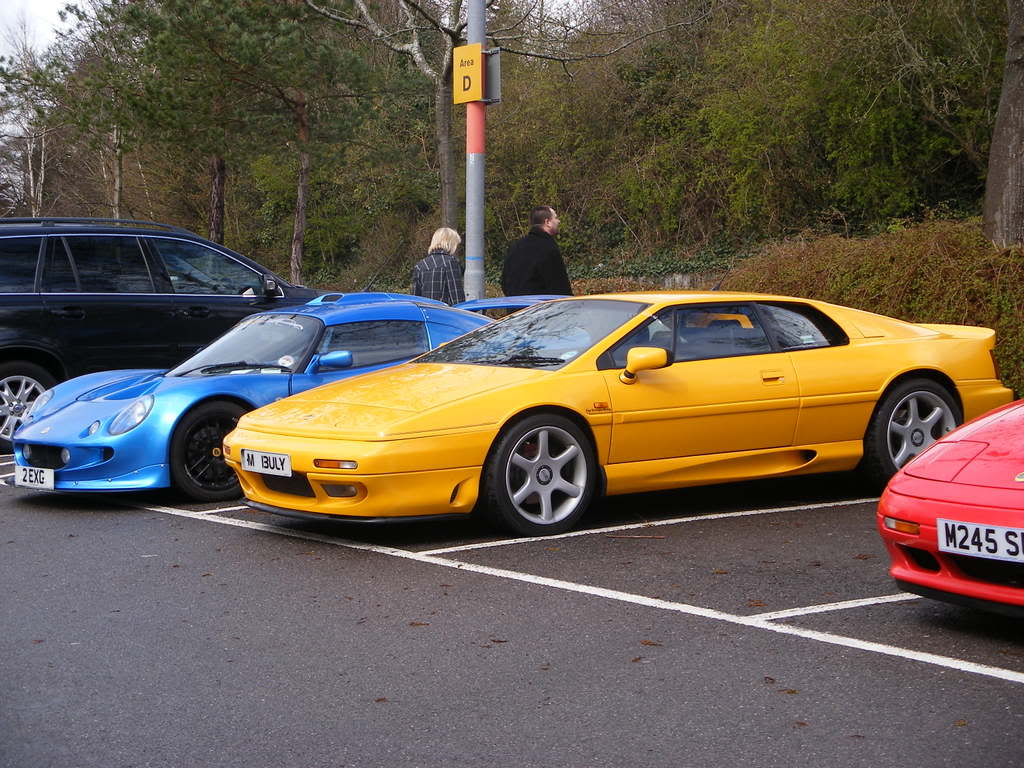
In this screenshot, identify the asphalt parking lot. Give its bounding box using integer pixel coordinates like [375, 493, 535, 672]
[2, 453, 1021, 768]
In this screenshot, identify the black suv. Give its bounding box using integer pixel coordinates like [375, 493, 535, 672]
[0, 218, 318, 445]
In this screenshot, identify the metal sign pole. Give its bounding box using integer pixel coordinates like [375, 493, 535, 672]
[463, 0, 486, 300]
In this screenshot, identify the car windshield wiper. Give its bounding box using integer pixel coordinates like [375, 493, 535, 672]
[177, 361, 290, 376]
[472, 355, 567, 367]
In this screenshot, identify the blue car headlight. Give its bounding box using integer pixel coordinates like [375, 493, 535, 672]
[24, 389, 54, 420]
[109, 395, 154, 436]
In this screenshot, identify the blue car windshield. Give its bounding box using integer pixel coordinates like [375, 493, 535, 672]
[169, 314, 323, 376]
[417, 298, 649, 369]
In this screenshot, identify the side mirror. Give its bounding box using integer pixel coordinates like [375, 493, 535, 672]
[315, 350, 353, 371]
[262, 274, 279, 297]
[619, 346, 669, 385]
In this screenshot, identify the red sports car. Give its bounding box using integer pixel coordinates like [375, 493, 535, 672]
[878, 399, 1024, 617]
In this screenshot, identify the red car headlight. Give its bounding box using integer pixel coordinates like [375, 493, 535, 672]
[902, 440, 988, 482]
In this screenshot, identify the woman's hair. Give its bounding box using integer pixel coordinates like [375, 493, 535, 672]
[429, 227, 462, 254]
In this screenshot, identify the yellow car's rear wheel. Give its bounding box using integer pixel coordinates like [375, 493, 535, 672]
[861, 378, 961, 487]
[482, 414, 597, 536]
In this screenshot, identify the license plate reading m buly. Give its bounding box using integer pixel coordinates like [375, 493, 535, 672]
[938, 518, 1024, 563]
[241, 449, 292, 477]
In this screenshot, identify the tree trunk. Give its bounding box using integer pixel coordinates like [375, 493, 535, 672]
[35, 131, 45, 216]
[435, 72, 457, 229]
[290, 93, 310, 285]
[983, 0, 1024, 247]
[112, 127, 123, 219]
[209, 155, 226, 244]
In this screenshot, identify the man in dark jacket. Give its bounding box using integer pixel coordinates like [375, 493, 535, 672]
[501, 206, 572, 296]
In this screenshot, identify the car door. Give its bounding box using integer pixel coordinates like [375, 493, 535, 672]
[0, 236, 48, 355]
[599, 303, 800, 464]
[146, 237, 284, 361]
[40, 235, 175, 375]
[288, 319, 431, 395]
[755, 301, 876, 446]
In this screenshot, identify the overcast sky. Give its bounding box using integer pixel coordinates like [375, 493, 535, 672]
[0, 0, 69, 58]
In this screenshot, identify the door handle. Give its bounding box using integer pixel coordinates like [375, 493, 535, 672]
[182, 306, 211, 319]
[761, 369, 786, 384]
[48, 307, 85, 319]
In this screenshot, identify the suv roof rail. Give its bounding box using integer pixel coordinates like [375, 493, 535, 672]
[1, 217, 195, 234]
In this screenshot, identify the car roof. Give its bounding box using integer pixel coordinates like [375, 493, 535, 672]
[262, 293, 485, 325]
[454, 295, 566, 312]
[0, 217, 200, 237]
[571, 290, 809, 304]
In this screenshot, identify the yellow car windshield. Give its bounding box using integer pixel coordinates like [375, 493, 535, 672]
[418, 299, 649, 369]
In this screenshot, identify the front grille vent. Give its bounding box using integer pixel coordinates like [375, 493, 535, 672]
[263, 472, 315, 498]
[24, 445, 65, 469]
[951, 554, 1024, 588]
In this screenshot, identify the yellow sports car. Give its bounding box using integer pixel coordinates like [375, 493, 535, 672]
[223, 293, 1013, 535]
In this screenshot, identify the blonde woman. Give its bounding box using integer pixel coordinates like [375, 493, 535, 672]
[412, 227, 465, 305]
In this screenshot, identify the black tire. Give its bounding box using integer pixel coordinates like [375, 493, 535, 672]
[860, 378, 961, 488]
[481, 413, 598, 536]
[0, 361, 57, 451]
[169, 401, 247, 502]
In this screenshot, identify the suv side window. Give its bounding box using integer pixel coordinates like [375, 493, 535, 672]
[63, 236, 155, 293]
[317, 320, 428, 368]
[41, 238, 78, 292]
[0, 237, 42, 292]
[150, 239, 263, 295]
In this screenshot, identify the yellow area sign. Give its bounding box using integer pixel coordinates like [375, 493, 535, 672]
[453, 43, 484, 104]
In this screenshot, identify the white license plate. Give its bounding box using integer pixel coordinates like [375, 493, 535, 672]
[241, 449, 292, 477]
[15, 465, 54, 490]
[937, 518, 1024, 563]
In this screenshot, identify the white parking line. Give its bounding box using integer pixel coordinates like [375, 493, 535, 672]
[420, 497, 879, 555]
[131, 501, 1024, 686]
[752, 593, 921, 621]
[142, 503, 246, 516]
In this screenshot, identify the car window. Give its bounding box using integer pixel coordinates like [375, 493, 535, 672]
[63, 236, 155, 293]
[150, 238, 263, 295]
[603, 309, 675, 368]
[40, 237, 78, 292]
[419, 299, 649, 369]
[758, 302, 848, 350]
[169, 313, 323, 376]
[675, 304, 772, 361]
[318, 320, 428, 368]
[0, 237, 41, 292]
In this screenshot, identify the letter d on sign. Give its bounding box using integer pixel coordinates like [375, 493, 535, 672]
[463, 75, 471, 92]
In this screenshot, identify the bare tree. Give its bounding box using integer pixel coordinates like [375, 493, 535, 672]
[0, 20, 59, 216]
[303, 0, 718, 228]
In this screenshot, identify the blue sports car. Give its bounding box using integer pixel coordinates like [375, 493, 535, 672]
[12, 293, 489, 501]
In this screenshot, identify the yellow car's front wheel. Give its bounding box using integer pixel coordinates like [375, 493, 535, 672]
[482, 413, 598, 536]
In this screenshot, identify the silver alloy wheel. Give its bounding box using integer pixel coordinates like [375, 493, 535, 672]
[504, 424, 588, 525]
[886, 389, 958, 468]
[0, 374, 47, 441]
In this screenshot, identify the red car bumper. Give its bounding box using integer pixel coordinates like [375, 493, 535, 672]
[878, 475, 1024, 617]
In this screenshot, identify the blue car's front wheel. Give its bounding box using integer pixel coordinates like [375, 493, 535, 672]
[170, 401, 247, 502]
